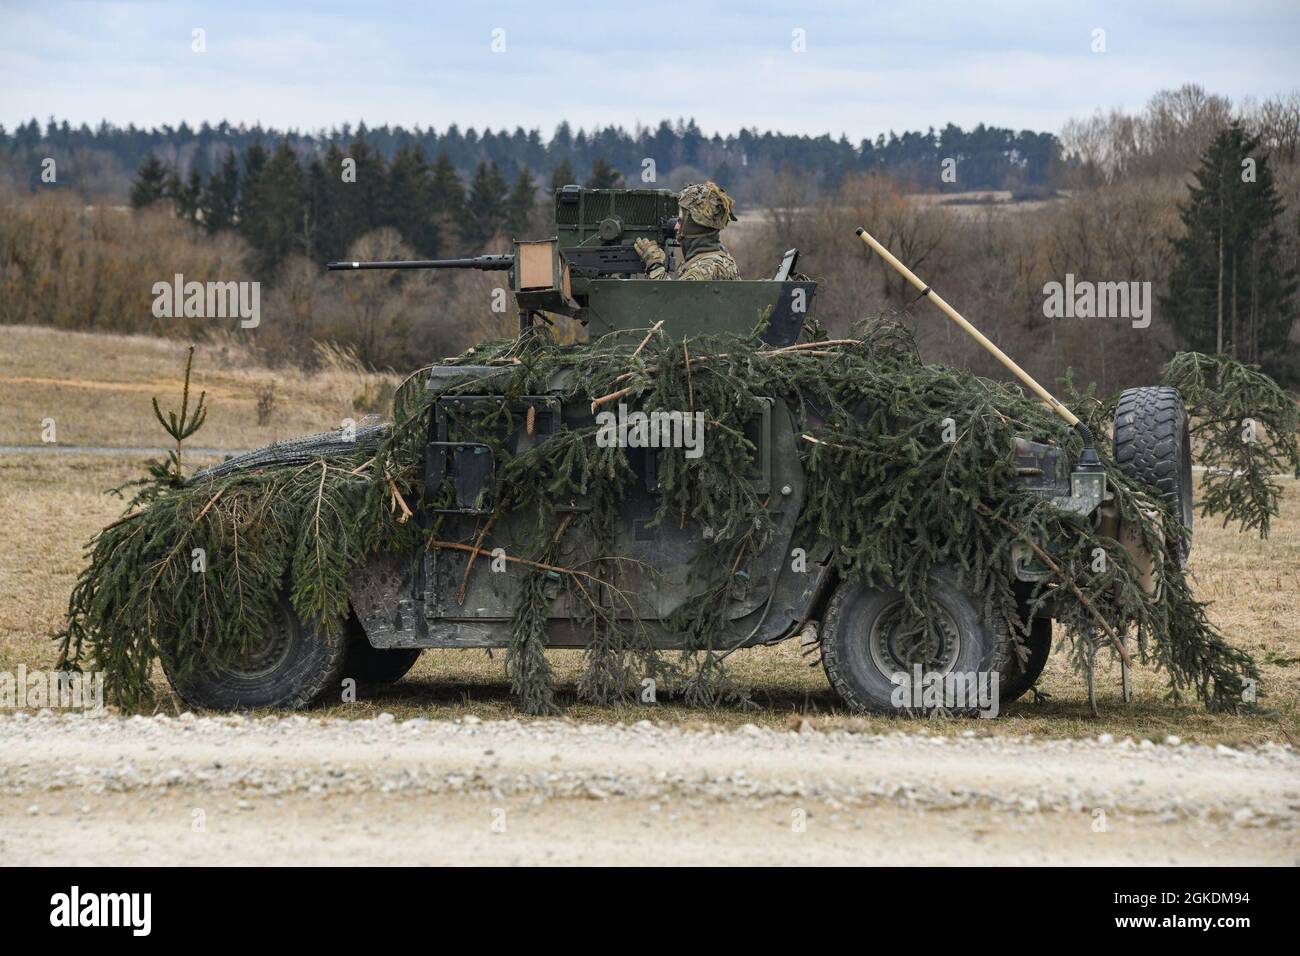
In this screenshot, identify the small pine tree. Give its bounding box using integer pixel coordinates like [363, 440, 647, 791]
[130, 155, 169, 208]
[119, 345, 208, 507]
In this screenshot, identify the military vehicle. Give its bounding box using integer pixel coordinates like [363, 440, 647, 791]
[172, 186, 1193, 715]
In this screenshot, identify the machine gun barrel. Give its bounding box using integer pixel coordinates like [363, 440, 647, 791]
[326, 255, 514, 272]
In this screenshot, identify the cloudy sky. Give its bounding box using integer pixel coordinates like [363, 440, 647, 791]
[2, 0, 1298, 139]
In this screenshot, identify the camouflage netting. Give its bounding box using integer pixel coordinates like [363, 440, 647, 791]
[58, 319, 1297, 714]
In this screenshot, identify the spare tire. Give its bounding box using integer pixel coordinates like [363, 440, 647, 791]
[1113, 386, 1193, 565]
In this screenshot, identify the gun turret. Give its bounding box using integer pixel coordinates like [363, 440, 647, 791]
[325, 186, 815, 344]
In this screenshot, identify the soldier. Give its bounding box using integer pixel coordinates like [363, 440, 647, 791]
[634, 181, 739, 280]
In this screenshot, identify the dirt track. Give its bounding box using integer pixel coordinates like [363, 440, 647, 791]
[1, 712, 1296, 865]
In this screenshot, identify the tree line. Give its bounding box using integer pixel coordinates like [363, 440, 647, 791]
[108, 112, 1300, 385]
[4, 115, 1061, 205]
[4, 85, 1296, 384]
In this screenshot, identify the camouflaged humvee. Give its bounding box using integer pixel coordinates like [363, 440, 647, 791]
[172, 187, 1193, 715]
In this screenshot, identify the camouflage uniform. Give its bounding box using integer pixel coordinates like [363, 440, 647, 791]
[671, 248, 739, 281]
[635, 181, 739, 281]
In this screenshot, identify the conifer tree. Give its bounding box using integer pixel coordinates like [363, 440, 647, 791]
[462, 159, 509, 247]
[239, 139, 307, 277]
[584, 157, 623, 188]
[339, 136, 386, 241]
[165, 167, 204, 223]
[549, 158, 575, 193]
[504, 167, 537, 237]
[384, 144, 439, 256]
[130, 154, 168, 208]
[199, 150, 241, 234]
[237, 141, 269, 226]
[306, 143, 349, 261]
[429, 152, 464, 214]
[1162, 123, 1297, 377]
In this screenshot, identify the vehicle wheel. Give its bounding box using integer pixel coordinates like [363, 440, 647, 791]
[999, 617, 1051, 704]
[341, 616, 422, 687]
[162, 593, 347, 711]
[1113, 386, 1193, 565]
[821, 567, 1012, 716]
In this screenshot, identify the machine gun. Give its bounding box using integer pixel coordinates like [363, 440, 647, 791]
[326, 255, 513, 272]
[327, 186, 679, 279]
[327, 185, 815, 344]
[326, 185, 684, 328]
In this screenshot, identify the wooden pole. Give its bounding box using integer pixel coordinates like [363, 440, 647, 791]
[855, 227, 1079, 428]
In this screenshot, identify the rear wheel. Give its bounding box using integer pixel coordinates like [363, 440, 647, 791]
[1113, 386, 1193, 565]
[163, 593, 347, 711]
[821, 567, 1012, 716]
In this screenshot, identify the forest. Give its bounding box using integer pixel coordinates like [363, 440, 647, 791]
[0, 114, 1059, 203]
[1, 84, 1297, 391]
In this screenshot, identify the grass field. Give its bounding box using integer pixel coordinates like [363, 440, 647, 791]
[1, 325, 1296, 745]
[0, 324, 398, 448]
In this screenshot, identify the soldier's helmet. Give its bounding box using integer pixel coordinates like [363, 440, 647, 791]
[677, 181, 738, 231]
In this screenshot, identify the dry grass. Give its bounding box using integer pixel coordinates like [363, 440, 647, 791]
[0, 328, 1295, 745]
[3, 455, 1295, 746]
[0, 325, 400, 448]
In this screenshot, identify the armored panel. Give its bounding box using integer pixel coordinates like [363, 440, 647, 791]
[577, 279, 815, 345]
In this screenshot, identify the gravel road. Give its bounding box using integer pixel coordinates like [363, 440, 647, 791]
[2, 712, 1296, 865]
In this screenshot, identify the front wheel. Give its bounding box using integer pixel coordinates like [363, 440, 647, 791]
[162, 593, 348, 711]
[821, 568, 1013, 716]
